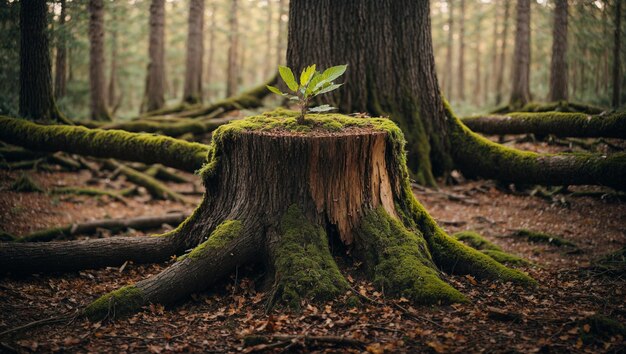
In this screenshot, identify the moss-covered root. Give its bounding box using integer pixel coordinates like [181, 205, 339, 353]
[0, 116, 209, 173]
[354, 208, 466, 304]
[490, 101, 605, 115]
[267, 206, 348, 310]
[84, 220, 259, 321]
[452, 231, 531, 267]
[513, 229, 578, 248]
[9, 174, 44, 192]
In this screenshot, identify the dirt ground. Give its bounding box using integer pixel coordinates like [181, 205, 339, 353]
[0, 136, 625, 353]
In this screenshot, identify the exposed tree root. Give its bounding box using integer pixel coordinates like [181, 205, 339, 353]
[452, 231, 531, 267]
[0, 116, 209, 172]
[143, 164, 191, 183]
[104, 160, 189, 203]
[512, 229, 578, 248]
[461, 111, 626, 138]
[242, 334, 366, 350]
[0, 235, 182, 274]
[490, 101, 605, 115]
[13, 213, 188, 242]
[446, 104, 626, 190]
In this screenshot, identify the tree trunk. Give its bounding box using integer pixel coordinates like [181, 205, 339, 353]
[182, 0, 205, 104]
[443, 0, 454, 100]
[495, 0, 511, 105]
[287, 0, 452, 186]
[509, 0, 532, 107]
[485, 3, 498, 104]
[264, 0, 273, 79]
[548, 0, 568, 102]
[88, 0, 110, 121]
[612, 0, 622, 108]
[54, 0, 67, 99]
[108, 30, 118, 110]
[19, 0, 63, 122]
[226, 0, 239, 97]
[276, 0, 286, 66]
[473, 9, 482, 106]
[457, 0, 466, 102]
[145, 0, 166, 112]
[205, 2, 217, 100]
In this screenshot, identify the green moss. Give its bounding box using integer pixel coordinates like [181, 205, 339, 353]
[271, 205, 348, 309]
[16, 226, 70, 242]
[83, 285, 146, 321]
[0, 116, 209, 173]
[10, 174, 43, 193]
[578, 314, 626, 344]
[452, 231, 503, 251]
[480, 250, 531, 267]
[355, 208, 466, 304]
[186, 220, 242, 259]
[514, 229, 578, 248]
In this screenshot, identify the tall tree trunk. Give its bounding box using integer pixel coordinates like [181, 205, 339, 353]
[548, 0, 568, 102]
[182, 0, 205, 104]
[145, 0, 166, 112]
[276, 0, 286, 66]
[495, 0, 511, 105]
[108, 30, 118, 110]
[484, 3, 498, 104]
[457, 0, 466, 102]
[54, 0, 67, 100]
[19, 0, 62, 121]
[288, 0, 451, 185]
[613, 0, 622, 108]
[473, 10, 482, 106]
[88, 0, 110, 121]
[205, 2, 217, 100]
[509, 0, 531, 107]
[264, 0, 273, 79]
[226, 0, 239, 97]
[443, 0, 454, 100]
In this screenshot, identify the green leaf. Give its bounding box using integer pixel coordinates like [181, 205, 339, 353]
[321, 64, 347, 83]
[299, 64, 316, 87]
[306, 72, 323, 95]
[266, 85, 285, 96]
[288, 95, 300, 101]
[308, 104, 336, 113]
[278, 65, 299, 92]
[313, 83, 343, 96]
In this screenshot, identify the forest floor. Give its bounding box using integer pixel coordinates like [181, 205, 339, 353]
[0, 133, 625, 353]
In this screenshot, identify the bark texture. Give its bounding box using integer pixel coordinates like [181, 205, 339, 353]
[88, 0, 110, 121]
[182, 0, 205, 104]
[226, 0, 239, 97]
[549, 0, 568, 102]
[54, 0, 67, 99]
[509, 0, 532, 107]
[145, 0, 166, 112]
[19, 0, 60, 121]
[287, 0, 452, 186]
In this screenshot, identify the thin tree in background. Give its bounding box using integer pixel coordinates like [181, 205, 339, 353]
[495, 0, 510, 105]
[205, 2, 217, 100]
[509, 0, 531, 107]
[613, 0, 622, 108]
[457, 0, 465, 101]
[443, 0, 453, 99]
[275, 0, 286, 66]
[108, 31, 118, 112]
[473, 8, 482, 106]
[226, 0, 239, 97]
[19, 0, 66, 121]
[264, 0, 273, 79]
[549, 0, 568, 102]
[54, 0, 67, 99]
[484, 3, 498, 104]
[183, 0, 205, 104]
[88, 0, 110, 121]
[145, 0, 166, 112]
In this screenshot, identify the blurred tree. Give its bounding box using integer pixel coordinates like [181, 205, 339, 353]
[183, 0, 205, 104]
[613, 0, 622, 108]
[495, 0, 510, 106]
[88, 0, 110, 121]
[549, 0, 568, 102]
[509, 0, 531, 107]
[457, 0, 465, 101]
[144, 0, 166, 112]
[226, 0, 239, 97]
[54, 0, 67, 99]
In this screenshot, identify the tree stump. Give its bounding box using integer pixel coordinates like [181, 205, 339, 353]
[81, 110, 533, 319]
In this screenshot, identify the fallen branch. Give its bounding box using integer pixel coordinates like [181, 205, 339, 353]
[242, 334, 365, 350]
[14, 213, 188, 242]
